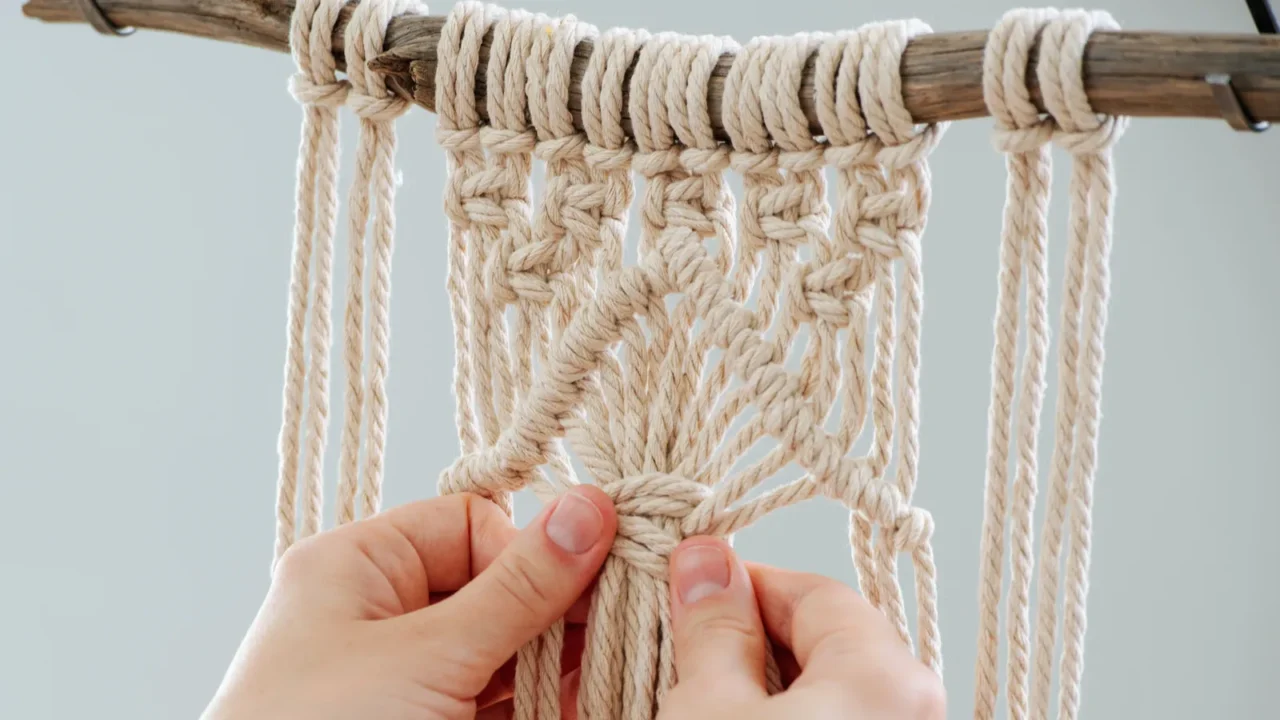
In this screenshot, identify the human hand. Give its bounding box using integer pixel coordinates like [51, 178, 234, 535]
[661, 538, 946, 720]
[202, 487, 618, 720]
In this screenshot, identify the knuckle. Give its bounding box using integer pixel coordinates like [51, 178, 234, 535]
[493, 552, 554, 613]
[272, 534, 328, 583]
[835, 659, 945, 720]
[682, 609, 761, 648]
[901, 667, 947, 720]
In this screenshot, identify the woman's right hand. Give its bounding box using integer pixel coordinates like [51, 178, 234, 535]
[661, 538, 946, 720]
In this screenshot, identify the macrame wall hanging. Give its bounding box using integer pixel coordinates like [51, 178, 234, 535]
[23, 0, 1278, 718]
[274, 2, 1114, 717]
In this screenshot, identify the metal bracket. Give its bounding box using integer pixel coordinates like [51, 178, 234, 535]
[1207, 74, 1270, 132]
[1213, 1, 1277, 132]
[76, 0, 135, 37]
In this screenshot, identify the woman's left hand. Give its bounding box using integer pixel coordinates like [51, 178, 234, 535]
[202, 487, 618, 720]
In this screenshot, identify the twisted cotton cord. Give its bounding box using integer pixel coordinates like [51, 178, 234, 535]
[815, 27, 882, 607]
[436, 0, 488, 489]
[527, 12, 592, 495]
[1032, 11, 1126, 720]
[520, 11, 601, 720]
[580, 27, 645, 501]
[274, 0, 349, 567]
[577, 28, 646, 719]
[855, 19, 946, 669]
[333, 0, 420, 524]
[655, 35, 738, 488]
[428, 11, 945, 717]
[439, 223, 936, 548]
[691, 36, 803, 508]
[481, 5, 534, 443]
[613, 32, 743, 718]
[975, 9, 1058, 720]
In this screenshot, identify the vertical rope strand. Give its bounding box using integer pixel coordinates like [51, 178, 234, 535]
[276, 0, 349, 566]
[1037, 12, 1126, 720]
[342, 0, 421, 521]
[976, 9, 1057, 718]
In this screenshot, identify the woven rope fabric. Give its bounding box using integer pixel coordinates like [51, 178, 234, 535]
[273, 3, 1125, 719]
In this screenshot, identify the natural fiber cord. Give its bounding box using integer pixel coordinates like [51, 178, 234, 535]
[273, 4, 1125, 718]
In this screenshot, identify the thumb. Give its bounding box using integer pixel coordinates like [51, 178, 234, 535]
[669, 537, 769, 699]
[431, 485, 617, 669]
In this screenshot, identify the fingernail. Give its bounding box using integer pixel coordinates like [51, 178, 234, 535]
[673, 545, 731, 605]
[546, 491, 604, 555]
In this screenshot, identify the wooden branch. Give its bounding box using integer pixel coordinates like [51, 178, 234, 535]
[24, 0, 1280, 140]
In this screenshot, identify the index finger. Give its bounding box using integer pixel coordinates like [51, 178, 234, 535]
[308, 493, 518, 611]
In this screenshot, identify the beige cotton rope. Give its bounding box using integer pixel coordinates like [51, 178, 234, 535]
[431, 4, 945, 718]
[273, 3, 1128, 718]
[975, 9, 1058, 720]
[275, 0, 349, 566]
[275, 0, 421, 566]
[976, 8, 1125, 720]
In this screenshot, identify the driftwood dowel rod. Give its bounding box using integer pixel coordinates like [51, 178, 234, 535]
[22, 0, 1280, 138]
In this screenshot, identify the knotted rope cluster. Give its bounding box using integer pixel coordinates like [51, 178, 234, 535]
[273, 3, 1126, 719]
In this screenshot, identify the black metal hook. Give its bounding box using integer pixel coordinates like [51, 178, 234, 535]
[76, 0, 135, 37]
[1246, 0, 1279, 34]
[1208, 1, 1276, 132]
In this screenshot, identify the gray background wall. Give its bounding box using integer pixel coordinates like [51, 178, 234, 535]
[2, 0, 1277, 717]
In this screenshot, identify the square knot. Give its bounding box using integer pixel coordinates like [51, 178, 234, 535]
[493, 269, 553, 304]
[436, 126, 483, 152]
[992, 120, 1055, 153]
[1052, 115, 1127, 155]
[729, 149, 780, 176]
[822, 469, 934, 553]
[584, 144, 636, 172]
[633, 149, 683, 177]
[784, 257, 874, 325]
[479, 126, 537, 155]
[534, 134, 590, 163]
[824, 139, 882, 170]
[605, 474, 711, 579]
[854, 220, 920, 262]
[289, 74, 349, 108]
[442, 193, 503, 231]
[777, 147, 828, 173]
[678, 146, 732, 175]
[348, 91, 412, 122]
[888, 506, 934, 553]
[875, 124, 944, 171]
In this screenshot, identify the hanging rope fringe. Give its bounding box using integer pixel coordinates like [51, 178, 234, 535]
[977, 8, 1124, 720]
[275, 0, 423, 568]
[275, 3, 1124, 718]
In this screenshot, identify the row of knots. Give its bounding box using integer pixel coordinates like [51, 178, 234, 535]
[436, 5, 616, 315]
